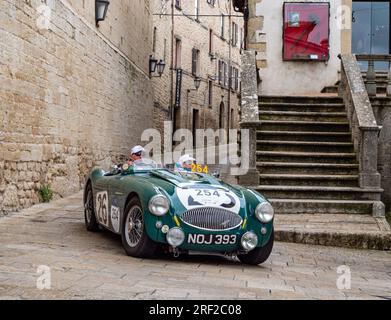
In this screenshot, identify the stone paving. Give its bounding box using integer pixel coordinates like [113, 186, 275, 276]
[0, 192, 390, 300]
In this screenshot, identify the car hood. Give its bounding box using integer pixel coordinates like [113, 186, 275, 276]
[145, 169, 246, 215]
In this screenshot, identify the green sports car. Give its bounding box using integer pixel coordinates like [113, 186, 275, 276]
[83, 159, 274, 265]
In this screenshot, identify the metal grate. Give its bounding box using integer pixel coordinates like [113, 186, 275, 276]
[180, 207, 243, 231]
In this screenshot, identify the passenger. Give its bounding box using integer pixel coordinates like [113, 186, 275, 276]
[128, 145, 145, 166]
[174, 154, 196, 172]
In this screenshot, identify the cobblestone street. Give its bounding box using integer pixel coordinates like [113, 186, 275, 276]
[0, 192, 390, 300]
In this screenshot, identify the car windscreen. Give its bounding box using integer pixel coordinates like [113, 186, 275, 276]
[133, 159, 161, 172]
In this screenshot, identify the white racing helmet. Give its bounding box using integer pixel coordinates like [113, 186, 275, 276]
[131, 145, 145, 155]
[178, 154, 195, 165]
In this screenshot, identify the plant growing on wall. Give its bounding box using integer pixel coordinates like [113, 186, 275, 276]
[39, 185, 53, 203]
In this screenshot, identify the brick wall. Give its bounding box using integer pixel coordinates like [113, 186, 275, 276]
[0, 0, 153, 213]
[151, 0, 243, 138]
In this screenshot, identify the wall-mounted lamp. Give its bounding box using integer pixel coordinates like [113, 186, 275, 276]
[188, 76, 201, 92]
[149, 55, 166, 77]
[96, 0, 110, 27]
[194, 76, 201, 90]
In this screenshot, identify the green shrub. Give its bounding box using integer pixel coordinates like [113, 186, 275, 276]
[39, 185, 53, 203]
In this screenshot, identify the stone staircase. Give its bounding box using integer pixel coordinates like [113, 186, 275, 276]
[254, 95, 390, 249]
[256, 95, 381, 211]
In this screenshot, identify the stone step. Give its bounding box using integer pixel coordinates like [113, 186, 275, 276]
[259, 102, 345, 113]
[270, 199, 375, 214]
[362, 72, 388, 80]
[321, 85, 338, 94]
[259, 174, 358, 187]
[255, 185, 382, 201]
[259, 95, 343, 105]
[260, 120, 350, 132]
[257, 151, 357, 164]
[274, 214, 391, 250]
[257, 140, 354, 153]
[257, 162, 359, 175]
[257, 130, 352, 142]
[321, 80, 389, 94]
[259, 111, 348, 122]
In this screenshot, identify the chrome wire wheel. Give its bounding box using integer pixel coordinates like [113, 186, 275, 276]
[125, 205, 143, 247]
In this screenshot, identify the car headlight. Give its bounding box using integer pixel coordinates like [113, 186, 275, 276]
[148, 195, 170, 216]
[255, 202, 274, 223]
[241, 231, 258, 251]
[166, 227, 185, 247]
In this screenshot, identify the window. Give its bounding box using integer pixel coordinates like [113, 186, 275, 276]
[195, 0, 199, 21]
[152, 27, 157, 53]
[163, 38, 167, 60]
[240, 27, 244, 50]
[230, 66, 234, 90]
[219, 102, 225, 129]
[220, 14, 225, 38]
[175, 38, 182, 69]
[208, 80, 213, 107]
[218, 60, 229, 88]
[192, 109, 200, 147]
[232, 22, 238, 47]
[218, 60, 223, 85]
[235, 69, 240, 91]
[223, 62, 228, 87]
[192, 48, 200, 76]
[209, 29, 213, 55]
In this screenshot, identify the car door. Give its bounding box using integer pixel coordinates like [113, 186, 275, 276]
[94, 176, 112, 231]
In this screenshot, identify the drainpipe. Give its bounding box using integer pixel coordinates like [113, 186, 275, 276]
[244, 0, 249, 50]
[170, 0, 175, 128]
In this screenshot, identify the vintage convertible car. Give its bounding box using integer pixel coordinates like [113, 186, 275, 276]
[83, 159, 274, 265]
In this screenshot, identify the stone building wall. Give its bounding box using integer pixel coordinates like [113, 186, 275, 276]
[151, 0, 243, 139]
[247, 0, 345, 95]
[0, 0, 153, 213]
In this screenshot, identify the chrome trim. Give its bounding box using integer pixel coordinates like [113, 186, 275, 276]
[180, 207, 243, 231]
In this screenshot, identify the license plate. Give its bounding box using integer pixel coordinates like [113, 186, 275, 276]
[187, 234, 237, 245]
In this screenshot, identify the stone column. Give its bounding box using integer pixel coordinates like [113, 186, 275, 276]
[341, 0, 352, 55]
[239, 50, 261, 186]
[366, 60, 377, 97]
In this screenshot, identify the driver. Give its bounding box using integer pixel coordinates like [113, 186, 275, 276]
[128, 145, 145, 166]
[174, 154, 196, 172]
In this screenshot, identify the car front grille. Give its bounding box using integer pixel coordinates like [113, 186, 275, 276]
[180, 207, 243, 231]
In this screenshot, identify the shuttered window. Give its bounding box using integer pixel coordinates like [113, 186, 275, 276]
[192, 48, 200, 76]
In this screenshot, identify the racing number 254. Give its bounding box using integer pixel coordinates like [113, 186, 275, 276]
[191, 164, 208, 174]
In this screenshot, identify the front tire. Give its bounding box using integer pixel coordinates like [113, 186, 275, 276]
[238, 230, 274, 265]
[121, 197, 157, 258]
[84, 184, 100, 232]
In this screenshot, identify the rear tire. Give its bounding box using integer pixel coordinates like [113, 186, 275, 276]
[84, 184, 100, 232]
[238, 230, 274, 265]
[121, 197, 157, 258]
